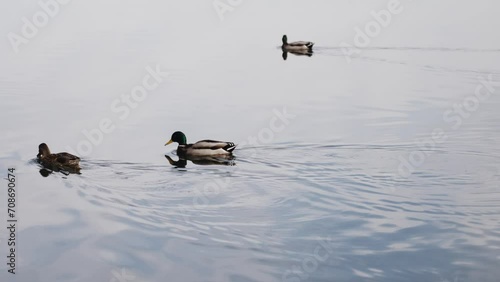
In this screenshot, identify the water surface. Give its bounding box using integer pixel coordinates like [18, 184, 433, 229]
[1, 1, 500, 281]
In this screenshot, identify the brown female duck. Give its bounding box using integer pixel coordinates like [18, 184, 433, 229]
[37, 143, 81, 172]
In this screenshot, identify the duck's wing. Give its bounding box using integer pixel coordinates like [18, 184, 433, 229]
[191, 140, 236, 152]
[55, 153, 80, 165]
[289, 41, 314, 47]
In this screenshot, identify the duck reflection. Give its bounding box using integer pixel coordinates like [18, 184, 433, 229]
[165, 155, 235, 168]
[39, 168, 53, 177]
[282, 50, 313, 60]
[38, 165, 80, 177]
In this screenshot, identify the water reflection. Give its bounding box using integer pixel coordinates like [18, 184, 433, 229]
[165, 155, 235, 168]
[37, 162, 81, 177]
[39, 168, 53, 177]
[282, 50, 313, 60]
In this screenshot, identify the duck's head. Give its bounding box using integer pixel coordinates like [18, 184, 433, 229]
[165, 131, 187, 146]
[38, 143, 51, 158]
[282, 35, 288, 45]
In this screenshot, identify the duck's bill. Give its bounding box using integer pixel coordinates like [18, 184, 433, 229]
[165, 139, 173, 146]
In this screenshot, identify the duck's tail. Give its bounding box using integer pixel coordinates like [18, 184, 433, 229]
[224, 142, 236, 153]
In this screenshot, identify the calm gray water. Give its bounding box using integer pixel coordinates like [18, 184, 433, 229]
[1, 1, 500, 281]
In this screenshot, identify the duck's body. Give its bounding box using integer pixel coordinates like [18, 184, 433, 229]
[177, 140, 237, 157]
[37, 143, 81, 172]
[165, 131, 236, 157]
[281, 35, 314, 52]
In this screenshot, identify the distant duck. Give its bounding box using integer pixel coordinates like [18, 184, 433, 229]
[37, 143, 81, 172]
[281, 35, 314, 52]
[165, 131, 236, 157]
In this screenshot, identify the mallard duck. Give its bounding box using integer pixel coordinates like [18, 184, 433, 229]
[165, 131, 236, 157]
[37, 143, 81, 172]
[281, 35, 314, 52]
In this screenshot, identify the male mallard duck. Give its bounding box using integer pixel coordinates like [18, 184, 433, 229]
[37, 143, 81, 172]
[165, 131, 236, 157]
[281, 35, 314, 52]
